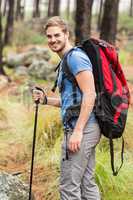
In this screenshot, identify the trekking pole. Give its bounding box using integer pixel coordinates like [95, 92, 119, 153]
[29, 99, 39, 200]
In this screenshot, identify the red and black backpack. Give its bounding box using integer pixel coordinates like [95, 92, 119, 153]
[52, 38, 130, 176]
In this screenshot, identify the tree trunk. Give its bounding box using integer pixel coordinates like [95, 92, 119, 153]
[15, 0, 21, 20]
[53, 0, 60, 16]
[97, 0, 103, 31]
[15, 0, 25, 20]
[0, 0, 3, 65]
[66, 0, 70, 20]
[33, 0, 41, 18]
[0, 1, 8, 76]
[4, 0, 15, 45]
[48, 0, 54, 17]
[129, 0, 133, 17]
[21, 0, 25, 20]
[3, 0, 8, 16]
[75, 0, 94, 45]
[100, 0, 119, 45]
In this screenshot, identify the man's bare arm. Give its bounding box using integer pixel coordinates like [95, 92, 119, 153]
[47, 97, 61, 107]
[74, 70, 96, 132]
[32, 89, 61, 107]
[68, 70, 96, 152]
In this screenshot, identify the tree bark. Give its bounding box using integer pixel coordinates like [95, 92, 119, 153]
[48, 0, 54, 17]
[0, 1, 8, 76]
[33, 0, 41, 18]
[0, 0, 3, 65]
[66, 0, 70, 20]
[53, 0, 60, 16]
[100, 0, 119, 45]
[4, 0, 15, 45]
[75, 0, 94, 45]
[21, 0, 25, 20]
[97, 0, 103, 31]
[3, 0, 8, 16]
[129, 0, 133, 17]
[15, 0, 21, 20]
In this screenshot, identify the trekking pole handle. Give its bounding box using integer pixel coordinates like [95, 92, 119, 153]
[32, 86, 47, 105]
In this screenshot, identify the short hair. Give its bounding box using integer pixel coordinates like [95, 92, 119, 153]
[44, 16, 69, 34]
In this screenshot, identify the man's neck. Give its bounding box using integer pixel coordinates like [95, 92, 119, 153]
[58, 44, 73, 58]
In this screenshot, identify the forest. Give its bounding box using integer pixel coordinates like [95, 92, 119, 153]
[0, 0, 133, 200]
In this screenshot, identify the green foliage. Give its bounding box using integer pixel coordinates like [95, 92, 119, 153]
[125, 40, 133, 53]
[35, 106, 62, 149]
[96, 148, 133, 200]
[118, 14, 133, 31]
[13, 22, 46, 47]
[119, 50, 133, 66]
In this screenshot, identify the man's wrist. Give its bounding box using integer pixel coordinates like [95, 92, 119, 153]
[73, 127, 84, 133]
[42, 96, 47, 104]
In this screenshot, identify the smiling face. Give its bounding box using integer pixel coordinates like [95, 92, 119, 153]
[46, 26, 70, 56]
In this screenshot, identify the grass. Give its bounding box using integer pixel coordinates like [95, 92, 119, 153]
[0, 87, 133, 200]
[118, 14, 133, 32]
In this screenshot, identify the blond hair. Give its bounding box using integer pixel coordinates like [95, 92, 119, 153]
[44, 16, 69, 34]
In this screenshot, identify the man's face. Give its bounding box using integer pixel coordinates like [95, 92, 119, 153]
[46, 26, 68, 53]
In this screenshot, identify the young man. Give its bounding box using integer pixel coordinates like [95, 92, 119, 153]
[33, 16, 101, 200]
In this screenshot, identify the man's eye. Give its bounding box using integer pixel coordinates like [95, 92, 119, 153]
[55, 34, 60, 37]
[47, 36, 51, 39]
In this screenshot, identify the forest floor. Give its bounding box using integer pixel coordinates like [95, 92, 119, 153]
[0, 65, 133, 200]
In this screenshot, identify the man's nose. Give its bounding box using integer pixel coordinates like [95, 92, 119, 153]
[50, 36, 56, 43]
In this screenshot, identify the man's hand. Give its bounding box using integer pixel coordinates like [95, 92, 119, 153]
[32, 87, 47, 104]
[68, 130, 83, 153]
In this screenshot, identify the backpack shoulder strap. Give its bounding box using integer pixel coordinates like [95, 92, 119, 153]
[62, 50, 79, 105]
[51, 62, 61, 92]
[51, 48, 78, 93]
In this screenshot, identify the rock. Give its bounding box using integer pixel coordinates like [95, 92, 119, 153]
[6, 47, 51, 68]
[25, 17, 47, 33]
[14, 66, 29, 76]
[0, 75, 9, 90]
[0, 172, 35, 200]
[28, 59, 55, 80]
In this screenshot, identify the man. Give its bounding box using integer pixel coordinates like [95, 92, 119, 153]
[33, 16, 101, 200]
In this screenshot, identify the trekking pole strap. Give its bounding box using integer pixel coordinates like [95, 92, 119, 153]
[109, 135, 124, 176]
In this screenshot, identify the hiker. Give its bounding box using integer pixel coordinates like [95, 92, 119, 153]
[32, 16, 101, 200]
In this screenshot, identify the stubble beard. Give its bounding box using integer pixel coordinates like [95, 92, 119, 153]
[50, 40, 66, 54]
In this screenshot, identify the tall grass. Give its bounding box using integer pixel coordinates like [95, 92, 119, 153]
[0, 84, 133, 200]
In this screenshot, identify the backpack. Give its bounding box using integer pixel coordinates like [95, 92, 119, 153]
[52, 38, 130, 176]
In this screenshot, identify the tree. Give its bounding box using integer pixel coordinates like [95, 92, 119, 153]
[66, 0, 70, 20]
[15, 0, 21, 20]
[33, 0, 41, 18]
[75, 0, 94, 44]
[4, 0, 15, 45]
[0, 1, 3, 71]
[53, 0, 60, 16]
[47, 0, 60, 16]
[97, 0, 103, 31]
[100, 0, 119, 45]
[129, 0, 133, 17]
[15, 0, 25, 20]
[48, 0, 54, 16]
[0, 0, 8, 76]
[3, 0, 8, 16]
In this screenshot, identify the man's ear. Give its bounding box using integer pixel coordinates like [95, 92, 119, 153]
[65, 30, 69, 36]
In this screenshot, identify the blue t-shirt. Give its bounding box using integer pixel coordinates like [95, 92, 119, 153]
[57, 47, 96, 128]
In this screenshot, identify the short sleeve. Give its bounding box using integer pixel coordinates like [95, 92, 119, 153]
[67, 48, 92, 76]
